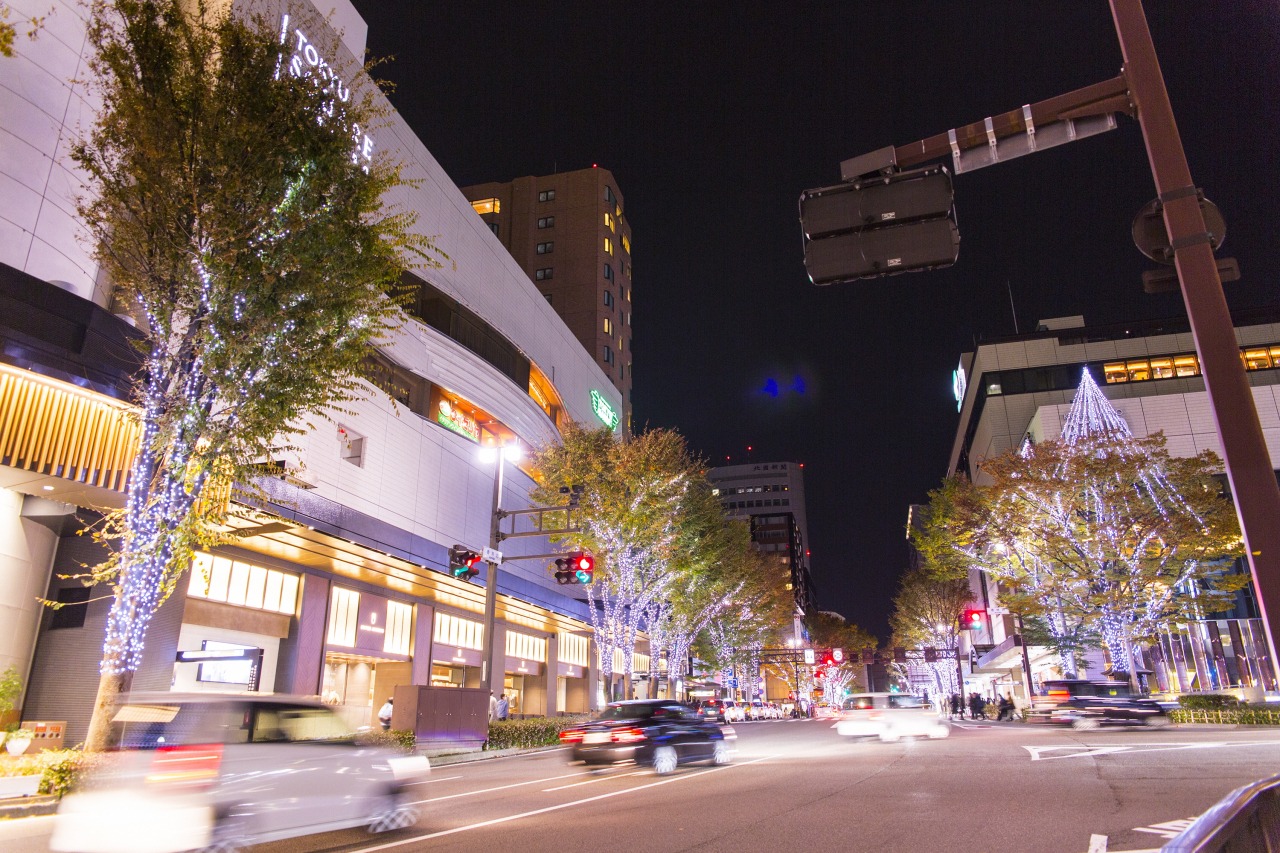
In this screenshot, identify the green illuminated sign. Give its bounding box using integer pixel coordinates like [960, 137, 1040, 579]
[590, 389, 619, 430]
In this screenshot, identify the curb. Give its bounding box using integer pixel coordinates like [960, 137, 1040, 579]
[0, 794, 58, 820]
[425, 744, 564, 766]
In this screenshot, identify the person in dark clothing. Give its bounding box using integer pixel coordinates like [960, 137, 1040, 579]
[969, 692, 985, 720]
[997, 693, 1014, 721]
[949, 693, 962, 719]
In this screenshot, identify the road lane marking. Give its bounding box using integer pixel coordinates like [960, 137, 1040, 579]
[1025, 740, 1280, 761]
[406, 767, 617, 804]
[413, 774, 463, 785]
[360, 755, 778, 850]
[543, 770, 648, 791]
[1132, 818, 1197, 839]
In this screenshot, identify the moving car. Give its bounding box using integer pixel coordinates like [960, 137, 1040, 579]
[51, 693, 429, 853]
[1027, 679, 1170, 729]
[696, 697, 727, 723]
[835, 693, 950, 742]
[561, 699, 731, 774]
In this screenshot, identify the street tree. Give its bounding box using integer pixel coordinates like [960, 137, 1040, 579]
[805, 610, 876, 703]
[72, 0, 440, 749]
[915, 370, 1244, 681]
[887, 567, 970, 696]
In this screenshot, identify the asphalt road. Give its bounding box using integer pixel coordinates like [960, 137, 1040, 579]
[7, 717, 1280, 853]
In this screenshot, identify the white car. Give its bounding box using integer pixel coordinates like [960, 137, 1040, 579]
[722, 699, 747, 723]
[52, 693, 429, 853]
[835, 693, 950, 742]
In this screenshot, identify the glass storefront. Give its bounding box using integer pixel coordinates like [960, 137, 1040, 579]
[323, 586, 415, 730]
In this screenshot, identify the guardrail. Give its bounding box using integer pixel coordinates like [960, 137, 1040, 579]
[1162, 773, 1280, 851]
[1170, 708, 1280, 726]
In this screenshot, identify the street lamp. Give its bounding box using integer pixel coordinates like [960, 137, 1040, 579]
[478, 440, 523, 693]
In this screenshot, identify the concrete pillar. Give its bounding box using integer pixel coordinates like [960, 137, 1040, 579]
[411, 603, 434, 686]
[0, 490, 57, 686]
[275, 573, 329, 695]
[545, 633, 560, 716]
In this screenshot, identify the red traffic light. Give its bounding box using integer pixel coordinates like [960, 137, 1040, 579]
[962, 609, 987, 630]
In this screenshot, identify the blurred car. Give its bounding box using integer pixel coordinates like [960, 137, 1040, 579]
[764, 702, 783, 720]
[814, 702, 840, 720]
[560, 700, 731, 774]
[695, 697, 727, 723]
[835, 693, 950, 742]
[1027, 679, 1170, 730]
[748, 700, 766, 720]
[722, 699, 747, 723]
[51, 693, 429, 853]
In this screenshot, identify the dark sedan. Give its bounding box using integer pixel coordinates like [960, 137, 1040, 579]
[1029, 679, 1170, 729]
[560, 700, 732, 774]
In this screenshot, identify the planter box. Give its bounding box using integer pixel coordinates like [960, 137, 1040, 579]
[0, 775, 41, 799]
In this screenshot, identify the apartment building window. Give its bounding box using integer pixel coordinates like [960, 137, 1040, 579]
[605, 186, 615, 203]
[538, 189, 555, 202]
[337, 425, 365, 467]
[604, 212, 615, 231]
[603, 345, 614, 364]
[604, 318, 614, 336]
[537, 216, 555, 229]
[603, 289, 614, 308]
[487, 222, 499, 237]
[536, 241, 554, 254]
[603, 263, 613, 281]
[470, 198, 500, 215]
[535, 267, 553, 281]
[603, 237, 613, 255]
[544, 293, 553, 305]
[622, 234, 631, 254]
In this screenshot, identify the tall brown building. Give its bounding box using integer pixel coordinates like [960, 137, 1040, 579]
[461, 167, 633, 433]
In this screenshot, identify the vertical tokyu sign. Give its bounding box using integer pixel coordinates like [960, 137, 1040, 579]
[278, 14, 375, 173]
[590, 389, 619, 430]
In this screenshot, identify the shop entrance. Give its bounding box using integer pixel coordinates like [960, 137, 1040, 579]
[323, 651, 412, 731]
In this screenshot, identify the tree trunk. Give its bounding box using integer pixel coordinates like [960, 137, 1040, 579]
[84, 670, 131, 752]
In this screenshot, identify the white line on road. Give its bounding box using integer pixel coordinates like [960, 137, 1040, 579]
[413, 774, 463, 785]
[1026, 740, 1280, 761]
[361, 755, 778, 851]
[543, 770, 648, 791]
[405, 767, 614, 805]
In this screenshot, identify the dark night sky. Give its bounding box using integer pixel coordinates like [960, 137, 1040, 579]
[348, 1, 1280, 639]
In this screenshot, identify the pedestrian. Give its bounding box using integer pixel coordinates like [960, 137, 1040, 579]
[377, 697, 394, 731]
[497, 693, 510, 721]
[949, 693, 962, 719]
[489, 690, 498, 722]
[997, 693, 1014, 721]
[969, 692, 985, 720]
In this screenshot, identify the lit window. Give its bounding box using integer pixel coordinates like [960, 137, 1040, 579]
[535, 267, 553, 281]
[622, 234, 631, 254]
[327, 587, 360, 647]
[1104, 362, 1128, 384]
[1127, 360, 1151, 382]
[1150, 357, 1174, 379]
[188, 553, 299, 616]
[604, 318, 614, 336]
[987, 382, 1003, 395]
[537, 241, 553, 254]
[603, 263, 613, 280]
[384, 601, 413, 657]
[434, 612, 483, 651]
[470, 198, 500, 215]
[604, 238, 613, 255]
[538, 216, 555, 229]
[1244, 349, 1272, 370]
[506, 631, 548, 662]
[538, 189, 555, 202]
[604, 212, 614, 231]
[1174, 355, 1199, 377]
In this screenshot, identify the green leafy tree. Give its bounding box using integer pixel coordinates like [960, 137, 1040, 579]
[804, 611, 876, 703]
[887, 567, 971, 695]
[72, 0, 440, 749]
[915, 371, 1244, 682]
[0, 3, 47, 58]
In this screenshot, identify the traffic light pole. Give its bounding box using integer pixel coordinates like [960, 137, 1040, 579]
[1109, 0, 1280, 684]
[480, 450, 507, 694]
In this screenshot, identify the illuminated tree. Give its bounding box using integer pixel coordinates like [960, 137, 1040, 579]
[887, 568, 970, 696]
[916, 369, 1244, 682]
[806, 611, 876, 703]
[73, 0, 440, 749]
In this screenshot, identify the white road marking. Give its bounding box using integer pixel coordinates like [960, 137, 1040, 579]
[405, 767, 613, 804]
[412, 774, 463, 784]
[1087, 834, 1108, 853]
[1024, 740, 1280, 761]
[1132, 818, 1197, 839]
[543, 770, 648, 791]
[359, 755, 778, 850]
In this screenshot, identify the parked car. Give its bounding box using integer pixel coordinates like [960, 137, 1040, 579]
[722, 699, 747, 723]
[51, 693, 429, 853]
[561, 700, 731, 774]
[835, 693, 950, 742]
[695, 697, 727, 723]
[1027, 680, 1170, 729]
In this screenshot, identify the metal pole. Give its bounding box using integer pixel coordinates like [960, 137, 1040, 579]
[480, 451, 505, 693]
[1017, 614, 1035, 707]
[1111, 0, 1280, 680]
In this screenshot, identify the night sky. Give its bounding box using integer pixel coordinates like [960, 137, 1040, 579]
[348, 1, 1280, 639]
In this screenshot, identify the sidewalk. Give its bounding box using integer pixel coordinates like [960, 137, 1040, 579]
[424, 743, 564, 766]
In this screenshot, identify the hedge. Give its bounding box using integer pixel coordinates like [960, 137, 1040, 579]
[1171, 707, 1280, 726]
[485, 715, 593, 751]
[0, 749, 102, 796]
[1177, 693, 1242, 710]
[358, 728, 417, 753]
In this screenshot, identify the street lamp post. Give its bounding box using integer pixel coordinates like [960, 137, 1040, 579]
[478, 442, 521, 694]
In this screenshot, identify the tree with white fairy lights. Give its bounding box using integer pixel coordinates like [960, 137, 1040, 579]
[915, 369, 1244, 682]
[72, 0, 440, 750]
[888, 567, 971, 697]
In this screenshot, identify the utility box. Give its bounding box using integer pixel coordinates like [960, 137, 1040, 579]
[392, 685, 489, 751]
[20, 721, 65, 752]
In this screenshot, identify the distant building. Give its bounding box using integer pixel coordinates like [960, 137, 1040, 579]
[946, 310, 1280, 700]
[461, 168, 633, 434]
[708, 462, 816, 619]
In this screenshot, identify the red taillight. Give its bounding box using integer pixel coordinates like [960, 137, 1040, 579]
[558, 729, 585, 744]
[146, 743, 222, 787]
[611, 727, 646, 744]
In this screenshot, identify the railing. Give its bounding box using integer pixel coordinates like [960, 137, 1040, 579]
[1169, 708, 1280, 726]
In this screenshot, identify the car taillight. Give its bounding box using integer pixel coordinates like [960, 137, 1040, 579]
[146, 743, 222, 788]
[558, 728, 585, 743]
[611, 727, 646, 744]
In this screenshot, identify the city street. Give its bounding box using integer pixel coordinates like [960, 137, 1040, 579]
[6, 717, 1280, 853]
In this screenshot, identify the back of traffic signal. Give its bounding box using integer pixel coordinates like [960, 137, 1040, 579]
[553, 552, 595, 585]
